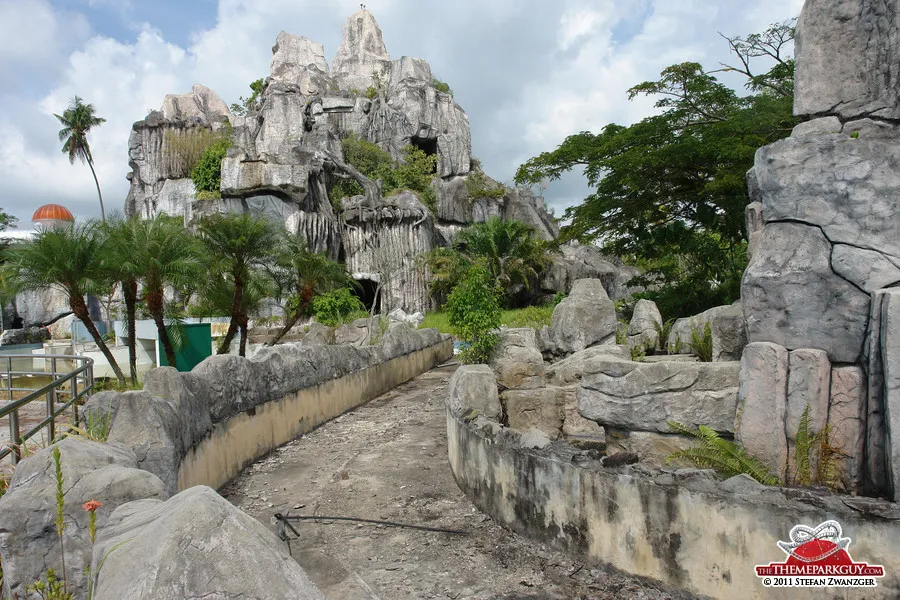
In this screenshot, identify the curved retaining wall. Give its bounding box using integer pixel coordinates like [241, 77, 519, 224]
[178, 339, 451, 489]
[447, 411, 900, 600]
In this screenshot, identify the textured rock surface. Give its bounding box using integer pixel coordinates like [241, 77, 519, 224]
[331, 9, 391, 92]
[545, 345, 628, 386]
[489, 328, 545, 390]
[832, 244, 900, 292]
[865, 289, 891, 495]
[668, 303, 747, 361]
[560, 385, 606, 441]
[745, 200, 764, 260]
[270, 31, 330, 93]
[161, 84, 230, 123]
[828, 365, 866, 493]
[91, 486, 324, 600]
[578, 358, 740, 434]
[627, 299, 662, 351]
[607, 430, 695, 469]
[540, 243, 638, 300]
[0, 439, 168, 599]
[4, 288, 70, 329]
[785, 349, 831, 480]
[736, 342, 789, 479]
[741, 221, 870, 363]
[0, 325, 50, 346]
[880, 289, 900, 501]
[794, 0, 900, 120]
[446, 364, 501, 420]
[501, 386, 565, 439]
[548, 278, 617, 356]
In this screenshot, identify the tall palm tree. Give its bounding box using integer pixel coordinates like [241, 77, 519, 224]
[100, 218, 140, 384]
[197, 214, 278, 356]
[265, 235, 356, 346]
[55, 96, 107, 221]
[3, 222, 126, 385]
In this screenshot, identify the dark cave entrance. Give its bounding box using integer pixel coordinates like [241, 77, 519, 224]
[354, 278, 381, 314]
[410, 136, 438, 173]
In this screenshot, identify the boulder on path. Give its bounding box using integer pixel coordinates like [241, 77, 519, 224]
[91, 486, 324, 600]
[0, 438, 167, 599]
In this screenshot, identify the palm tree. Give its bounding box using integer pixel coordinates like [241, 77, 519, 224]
[55, 96, 107, 221]
[266, 235, 356, 346]
[101, 218, 140, 384]
[197, 214, 277, 356]
[3, 222, 126, 385]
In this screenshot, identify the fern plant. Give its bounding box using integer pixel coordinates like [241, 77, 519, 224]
[793, 404, 844, 490]
[615, 320, 628, 345]
[653, 318, 675, 352]
[690, 321, 714, 362]
[667, 421, 781, 486]
[794, 404, 814, 487]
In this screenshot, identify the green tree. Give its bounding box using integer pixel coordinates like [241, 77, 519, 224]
[446, 262, 502, 364]
[54, 97, 108, 221]
[3, 222, 126, 385]
[101, 218, 141, 384]
[266, 235, 356, 345]
[230, 78, 265, 116]
[427, 218, 551, 307]
[311, 288, 366, 327]
[515, 21, 797, 317]
[191, 137, 232, 196]
[197, 214, 278, 356]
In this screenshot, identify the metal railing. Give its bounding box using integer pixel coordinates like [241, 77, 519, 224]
[0, 354, 94, 465]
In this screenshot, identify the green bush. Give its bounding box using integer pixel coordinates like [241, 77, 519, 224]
[433, 78, 452, 94]
[446, 263, 501, 363]
[191, 137, 232, 193]
[164, 128, 222, 178]
[464, 170, 505, 200]
[365, 86, 378, 100]
[312, 288, 366, 327]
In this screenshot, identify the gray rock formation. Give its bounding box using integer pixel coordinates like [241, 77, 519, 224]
[502, 386, 565, 439]
[0, 439, 168, 598]
[547, 278, 617, 356]
[736, 342, 789, 479]
[880, 289, 900, 500]
[785, 349, 831, 479]
[541, 243, 638, 300]
[578, 358, 740, 434]
[91, 486, 324, 600]
[0, 325, 50, 346]
[668, 303, 747, 362]
[3, 287, 70, 329]
[794, 0, 900, 121]
[489, 328, 545, 390]
[331, 9, 392, 93]
[829, 365, 866, 493]
[447, 364, 501, 420]
[627, 299, 662, 351]
[545, 345, 628, 386]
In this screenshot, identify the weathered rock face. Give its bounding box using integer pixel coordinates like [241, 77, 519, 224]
[91, 486, 324, 600]
[332, 9, 392, 93]
[0, 325, 50, 346]
[541, 243, 638, 300]
[880, 289, 900, 500]
[829, 365, 866, 493]
[502, 386, 565, 439]
[669, 303, 747, 361]
[0, 439, 168, 599]
[489, 328, 545, 390]
[270, 31, 330, 93]
[547, 278, 617, 356]
[545, 345, 628, 386]
[736, 342, 789, 479]
[4, 287, 71, 329]
[627, 299, 662, 351]
[794, 0, 900, 121]
[578, 357, 740, 434]
[447, 364, 501, 420]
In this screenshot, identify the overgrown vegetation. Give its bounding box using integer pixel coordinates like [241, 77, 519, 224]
[230, 78, 265, 116]
[667, 421, 781, 485]
[432, 78, 452, 94]
[464, 170, 505, 200]
[502, 304, 553, 329]
[191, 137, 232, 196]
[327, 135, 437, 210]
[312, 287, 367, 327]
[446, 263, 502, 363]
[163, 128, 222, 178]
[794, 404, 842, 490]
[516, 21, 798, 317]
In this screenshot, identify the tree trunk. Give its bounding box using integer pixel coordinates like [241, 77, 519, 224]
[238, 319, 248, 357]
[87, 157, 106, 223]
[322, 150, 381, 207]
[217, 274, 244, 355]
[146, 287, 177, 368]
[71, 293, 125, 385]
[123, 278, 138, 385]
[267, 310, 302, 347]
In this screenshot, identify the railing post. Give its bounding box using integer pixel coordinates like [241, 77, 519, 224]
[6, 356, 10, 403]
[9, 409, 20, 465]
[72, 371, 79, 428]
[45, 389, 55, 444]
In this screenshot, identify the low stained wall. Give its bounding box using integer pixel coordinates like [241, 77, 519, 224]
[447, 412, 900, 600]
[179, 340, 451, 490]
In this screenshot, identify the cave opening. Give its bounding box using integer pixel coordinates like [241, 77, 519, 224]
[410, 136, 438, 173]
[353, 278, 381, 314]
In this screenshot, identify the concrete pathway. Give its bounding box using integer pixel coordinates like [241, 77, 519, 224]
[222, 362, 687, 600]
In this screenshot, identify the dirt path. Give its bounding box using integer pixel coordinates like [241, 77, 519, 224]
[221, 362, 686, 600]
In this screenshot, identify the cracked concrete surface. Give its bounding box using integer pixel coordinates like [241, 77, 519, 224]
[222, 362, 687, 600]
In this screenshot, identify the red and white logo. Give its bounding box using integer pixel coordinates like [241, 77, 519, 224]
[755, 520, 885, 588]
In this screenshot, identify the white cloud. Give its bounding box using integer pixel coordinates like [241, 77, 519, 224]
[0, 0, 805, 225]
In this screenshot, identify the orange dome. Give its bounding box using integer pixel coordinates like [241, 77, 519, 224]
[32, 204, 75, 223]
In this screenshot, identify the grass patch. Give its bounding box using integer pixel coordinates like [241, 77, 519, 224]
[420, 305, 554, 335]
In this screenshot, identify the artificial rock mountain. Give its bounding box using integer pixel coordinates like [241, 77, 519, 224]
[123, 9, 634, 314]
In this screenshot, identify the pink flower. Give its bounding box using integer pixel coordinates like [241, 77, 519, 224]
[82, 500, 102, 512]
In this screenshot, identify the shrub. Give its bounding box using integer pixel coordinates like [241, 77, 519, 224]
[365, 86, 378, 100]
[446, 263, 501, 364]
[230, 78, 265, 116]
[164, 128, 222, 178]
[312, 288, 366, 327]
[615, 320, 628, 345]
[502, 305, 553, 329]
[191, 137, 232, 194]
[432, 78, 452, 94]
[464, 170, 505, 200]
[690, 321, 713, 362]
[666, 421, 780, 485]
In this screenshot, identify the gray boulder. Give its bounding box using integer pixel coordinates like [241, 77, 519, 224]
[785, 349, 831, 480]
[501, 386, 565, 439]
[298, 321, 336, 346]
[736, 342, 789, 480]
[0, 325, 50, 346]
[334, 317, 371, 346]
[794, 0, 900, 120]
[881, 289, 900, 501]
[828, 365, 866, 493]
[541, 243, 638, 300]
[608, 431, 695, 469]
[0, 438, 167, 599]
[668, 303, 747, 361]
[331, 9, 392, 92]
[447, 364, 501, 420]
[832, 244, 900, 293]
[270, 31, 331, 94]
[548, 278, 617, 356]
[160, 84, 230, 123]
[791, 116, 842, 137]
[741, 221, 870, 364]
[91, 486, 324, 600]
[578, 358, 740, 434]
[519, 428, 552, 450]
[627, 299, 662, 351]
[545, 345, 628, 386]
[489, 328, 545, 390]
[192, 355, 263, 422]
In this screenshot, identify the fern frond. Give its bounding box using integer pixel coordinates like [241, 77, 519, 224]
[667, 421, 781, 486]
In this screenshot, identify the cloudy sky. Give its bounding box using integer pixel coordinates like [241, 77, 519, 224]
[0, 0, 804, 228]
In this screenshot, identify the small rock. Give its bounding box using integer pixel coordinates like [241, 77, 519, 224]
[519, 428, 552, 450]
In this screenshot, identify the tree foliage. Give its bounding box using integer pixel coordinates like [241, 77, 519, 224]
[515, 20, 798, 317]
[54, 96, 107, 221]
[446, 262, 502, 364]
[191, 137, 232, 195]
[312, 288, 367, 327]
[230, 78, 265, 116]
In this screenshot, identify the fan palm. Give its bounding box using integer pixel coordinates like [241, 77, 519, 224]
[265, 235, 356, 346]
[55, 97, 107, 221]
[197, 214, 278, 356]
[2, 222, 126, 384]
